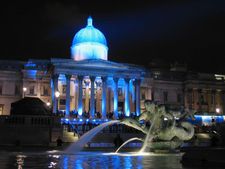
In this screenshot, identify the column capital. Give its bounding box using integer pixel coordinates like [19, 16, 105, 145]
[90, 76, 96, 82]
[65, 74, 72, 80]
[101, 76, 108, 82]
[95, 81, 101, 88]
[77, 75, 84, 81]
[124, 78, 130, 83]
[52, 74, 59, 79]
[84, 80, 90, 87]
[134, 79, 141, 85]
[113, 77, 119, 83]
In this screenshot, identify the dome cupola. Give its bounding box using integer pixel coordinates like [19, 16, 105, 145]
[71, 16, 108, 61]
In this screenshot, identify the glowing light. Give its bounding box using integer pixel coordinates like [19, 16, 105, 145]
[55, 91, 60, 98]
[26, 70, 37, 78]
[23, 87, 27, 92]
[78, 107, 82, 116]
[71, 17, 108, 61]
[216, 108, 220, 113]
[46, 102, 51, 106]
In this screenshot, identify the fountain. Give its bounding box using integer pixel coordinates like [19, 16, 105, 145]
[66, 100, 195, 153]
[121, 100, 195, 152]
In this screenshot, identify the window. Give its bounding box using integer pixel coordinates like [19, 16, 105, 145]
[163, 91, 168, 103]
[0, 84, 2, 95]
[211, 94, 215, 105]
[43, 86, 49, 96]
[60, 99, 66, 105]
[29, 86, 35, 95]
[200, 95, 204, 104]
[141, 91, 145, 100]
[177, 93, 182, 103]
[0, 105, 3, 115]
[15, 84, 20, 95]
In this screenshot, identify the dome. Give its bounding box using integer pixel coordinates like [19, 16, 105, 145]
[71, 17, 108, 61]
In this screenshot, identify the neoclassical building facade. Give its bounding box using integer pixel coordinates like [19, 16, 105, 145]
[0, 17, 225, 118]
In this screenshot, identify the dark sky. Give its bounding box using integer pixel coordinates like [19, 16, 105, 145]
[1, 0, 225, 73]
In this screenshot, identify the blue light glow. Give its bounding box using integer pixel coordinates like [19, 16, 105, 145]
[78, 107, 82, 116]
[26, 70, 37, 78]
[25, 62, 36, 67]
[71, 17, 108, 61]
[187, 115, 225, 126]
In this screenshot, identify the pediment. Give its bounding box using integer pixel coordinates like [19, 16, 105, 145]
[52, 58, 144, 71]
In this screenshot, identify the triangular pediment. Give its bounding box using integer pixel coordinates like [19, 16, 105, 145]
[51, 58, 144, 71]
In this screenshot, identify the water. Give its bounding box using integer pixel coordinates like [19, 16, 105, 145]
[66, 120, 119, 153]
[0, 150, 185, 169]
[115, 137, 143, 153]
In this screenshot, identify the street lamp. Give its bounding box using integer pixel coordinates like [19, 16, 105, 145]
[55, 91, 60, 98]
[216, 108, 220, 114]
[46, 102, 51, 107]
[54, 91, 60, 113]
[23, 87, 27, 98]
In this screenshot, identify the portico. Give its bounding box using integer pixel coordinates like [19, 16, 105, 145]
[51, 59, 144, 119]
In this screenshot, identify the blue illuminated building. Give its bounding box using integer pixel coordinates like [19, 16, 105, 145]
[0, 16, 225, 126]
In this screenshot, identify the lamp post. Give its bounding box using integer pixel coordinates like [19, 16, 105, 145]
[54, 90, 60, 113]
[23, 87, 27, 98]
[55, 91, 60, 98]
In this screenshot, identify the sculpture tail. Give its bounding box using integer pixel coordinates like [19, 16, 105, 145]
[177, 122, 195, 141]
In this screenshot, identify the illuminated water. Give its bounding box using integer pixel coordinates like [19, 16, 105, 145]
[66, 120, 119, 153]
[0, 151, 185, 169]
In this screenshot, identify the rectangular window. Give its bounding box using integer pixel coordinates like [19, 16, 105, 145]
[200, 95, 204, 104]
[151, 91, 154, 101]
[0, 84, 2, 95]
[0, 105, 3, 115]
[177, 93, 182, 103]
[15, 84, 20, 95]
[141, 91, 145, 100]
[29, 86, 35, 95]
[163, 91, 168, 103]
[43, 86, 49, 96]
[60, 99, 66, 105]
[211, 94, 215, 104]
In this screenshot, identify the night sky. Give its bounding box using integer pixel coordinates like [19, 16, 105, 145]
[0, 0, 225, 73]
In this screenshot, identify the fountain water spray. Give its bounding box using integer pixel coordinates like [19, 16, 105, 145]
[115, 137, 143, 153]
[65, 120, 119, 153]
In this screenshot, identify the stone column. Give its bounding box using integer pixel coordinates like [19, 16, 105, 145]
[135, 79, 141, 116]
[124, 78, 130, 117]
[113, 78, 119, 119]
[101, 77, 107, 119]
[96, 81, 101, 114]
[74, 80, 78, 111]
[84, 80, 90, 113]
[52, 74, 59, 114]
[77, 76, 83, 117]
[90, 76, 96, 118]
[65, 74, 71, 116]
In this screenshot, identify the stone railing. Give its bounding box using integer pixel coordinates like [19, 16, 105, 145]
[0, 115, 61, 127]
